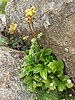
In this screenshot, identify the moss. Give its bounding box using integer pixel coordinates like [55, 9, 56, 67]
[0, 0, 8, 14]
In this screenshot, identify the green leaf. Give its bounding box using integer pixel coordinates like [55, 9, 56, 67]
[27, 81, 35, 92]
[36, 82, 42, 87]
[24, 55, 34, 66]
[47, 67, 52, 73]
[37, 32, 43, 38]
[43, 79, 50, 88]
[66, 79, 73, 88]
[33, 75, 41, 82]
[40, 68, 47, 80]
[42, 78, 50, 84]
[33, 81, 37, 89]
[19, 72, 26, 78]
[41, 48, 52, 57]
[59, 75, 70, 82]
[31, 38, 39, 48]
[31, 38, 37, 44]
[22, 66, 33, 75]
[0, 38, 6, 43]
[57, 82, 66, 92]
[39, 57, 45, 62]
[48, 62, 57, 73]
[46, 56, 54, 62]
[23, 75, 33, 84]
[49, 82, 56, 90]
[57, 58, 64, 69]
[29, 46, 38, 55]
[56, 69, 63, 77]
[33, 64, 43, 74]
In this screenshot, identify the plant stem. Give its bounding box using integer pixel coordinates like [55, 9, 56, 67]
[28, 22, 36, 38]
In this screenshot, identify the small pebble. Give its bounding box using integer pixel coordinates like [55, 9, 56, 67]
[64, 48, 69, 52]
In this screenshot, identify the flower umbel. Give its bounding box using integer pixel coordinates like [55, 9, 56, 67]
[8, 23, 17, 34]
[25, 6, 36, 23]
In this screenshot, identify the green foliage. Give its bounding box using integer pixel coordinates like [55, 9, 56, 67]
[7, 34, 29, 51]
[0, 0, 8, 14]
[0, 37, 6, 43]
[35, 90, 59, 100]
[20, 34, 73, 92]
[35, 89, 75, 100]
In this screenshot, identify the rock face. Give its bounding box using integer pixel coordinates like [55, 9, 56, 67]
[0, 46, 35, 100]
[0, 14, 6, 32]
[5, 0, 75, 79]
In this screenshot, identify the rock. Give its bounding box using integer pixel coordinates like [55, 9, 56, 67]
[5, 0, 75, 79]
[0, 33, 7, 46]
[0, 14, 6, 33]
[0, 46, 35, 100]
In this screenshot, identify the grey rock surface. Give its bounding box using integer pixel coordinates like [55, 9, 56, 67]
[0, 33, 7, 46]
[0, 46, 35, 100]
[5, 0, 75, 78]
[0, 14, 6, 32]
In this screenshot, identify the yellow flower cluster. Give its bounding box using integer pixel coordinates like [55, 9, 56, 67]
[23, 35, 29, 40]
[25, 6, 36, 23]
[8, 23, 17, 34]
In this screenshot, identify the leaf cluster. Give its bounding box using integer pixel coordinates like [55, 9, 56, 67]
[20, 36, 73, 92]
[7, 34, 29, 51]
[0, 37, 6, 43]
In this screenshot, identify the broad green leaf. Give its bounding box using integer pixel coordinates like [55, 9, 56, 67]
[41, 84, 47, 90]
[47, 67, 52, 73]
[33, 81, 37, 89]
[66, 79, 73, 88]
[24, 55, 34, 65]
[22, 66, 33, 75]
[25, 50, 29, 55]
[44, 48, 52, 56]
[29, 46, 38, 55]
[43, 79, 50, 88]
[19, 72, 26, 78]
[41, 48, 52, 57]
[23, 75, 33, 84]
[33, 75, 41, 82]
[57, 58, 64, 69]
[56, 69, 63, 77]
[46, 56, 54, 63]
[21, 66, 32, 73]
[40, 68, 47, 80]
[39, 57, 45, 62]
[42, 78, 50, 84]
[49, 82, 56, 90]
[31, 38, 37, 44]
[54, 77, 59, 84]
[48, 62, 57, 73]
[27, 81, 35, 92]
[57, 82, 66, 92]
[31, 38, 39, 48]
[59, 75, 70, 82]
[45, 82, 50, 88]
[36, 82, 42, 87]
[33, 64, 43, 73]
